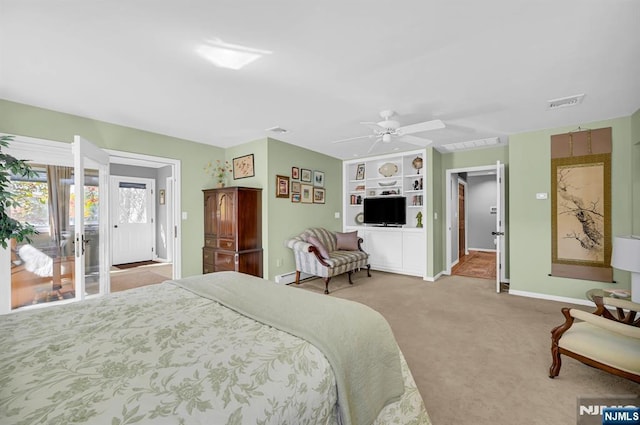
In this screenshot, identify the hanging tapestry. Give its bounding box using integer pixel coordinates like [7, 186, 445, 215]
[551, 127, 612, 282]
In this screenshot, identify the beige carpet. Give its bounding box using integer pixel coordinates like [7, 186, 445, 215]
[293, 271, 639, 425]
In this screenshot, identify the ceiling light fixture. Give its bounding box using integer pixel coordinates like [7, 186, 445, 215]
[266, 126, 288, 134]
[547, 94, 585, 110]
[196, 38, 272, 70]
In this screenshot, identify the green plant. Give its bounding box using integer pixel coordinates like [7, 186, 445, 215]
[0, 135, 38, 249]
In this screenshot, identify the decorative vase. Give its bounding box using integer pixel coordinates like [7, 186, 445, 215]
[217, 181, 225, 188]
[412, 156, 423, 174]
[416, 211, 423, 228]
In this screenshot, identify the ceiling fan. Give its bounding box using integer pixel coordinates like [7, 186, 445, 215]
[331, 110, 445, 154]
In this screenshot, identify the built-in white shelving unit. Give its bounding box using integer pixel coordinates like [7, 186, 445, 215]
[343, 149, 427, 277]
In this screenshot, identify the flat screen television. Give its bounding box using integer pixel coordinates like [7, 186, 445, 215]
[363, 196, 406, 226]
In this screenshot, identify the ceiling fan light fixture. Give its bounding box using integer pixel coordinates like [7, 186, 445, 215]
[382, 134, 392, 143]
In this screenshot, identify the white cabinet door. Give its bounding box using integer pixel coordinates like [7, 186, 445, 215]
[402, 231, 426, 276]
[363, 230, 403, 271]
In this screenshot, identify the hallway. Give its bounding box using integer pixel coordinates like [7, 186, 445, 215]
[451, 250, 496, 280]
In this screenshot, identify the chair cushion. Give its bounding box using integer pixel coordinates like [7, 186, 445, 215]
[559, 322, 640, 375]
[307, 236, 330, 259]
[325, 250, 368, 268]
[336, 231, 359, 251]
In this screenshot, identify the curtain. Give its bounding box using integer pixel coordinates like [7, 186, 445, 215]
[46, 165, 73, 258]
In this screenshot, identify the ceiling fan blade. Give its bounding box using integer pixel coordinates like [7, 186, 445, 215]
[331, 134, 374, 144]
[399, 134, 433, 147]
[360, 121, 384, 132]
[367, 138, 382, 154]
[397, 119, 445, 135]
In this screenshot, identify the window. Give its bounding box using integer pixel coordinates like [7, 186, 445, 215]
[8, 166, 100, 232]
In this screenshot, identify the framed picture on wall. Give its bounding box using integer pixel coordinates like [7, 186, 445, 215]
[313, 187, 326, 204]
[301, 168, 312, 182]
[291, 181, 301, 193]
[276, 175, 290, 198]
[355, 163, 365, 180]
[291, 193, 301, 203]
[291, 167, 300, 180]
[301, 184, 313, 203]
[313, 170, 325, 187]
[233, 154, 255, 179]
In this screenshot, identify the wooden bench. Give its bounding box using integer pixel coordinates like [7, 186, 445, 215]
[549, 297, 640, 383]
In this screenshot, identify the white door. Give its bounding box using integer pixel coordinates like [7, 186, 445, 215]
[494, 161, 506, 293]
[111, 176, 155, 265]
[73, 136, 110, 298]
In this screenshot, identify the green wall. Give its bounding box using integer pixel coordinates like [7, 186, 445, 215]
[508, 116, 635, 299]
[0, 99, 224, 277]
[223, 137, 342, 280]
[5, 97, 637, 300]
[265, 138, 343, 279]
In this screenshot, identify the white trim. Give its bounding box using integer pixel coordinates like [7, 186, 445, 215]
[1, 133, 72, 166]
[508, 289, 595, 307]
[468, 248, 497, 252]
[424, 271, 444, 282]
[274, 271, 314, 285]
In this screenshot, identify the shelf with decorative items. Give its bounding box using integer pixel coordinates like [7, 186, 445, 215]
[342, 149, 427, 277]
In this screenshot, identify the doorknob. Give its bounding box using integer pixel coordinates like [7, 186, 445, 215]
[492, 231, 504, 236]
[114, 225, 118, 228]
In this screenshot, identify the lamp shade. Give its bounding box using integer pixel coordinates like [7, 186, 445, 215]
[611, 236, 640, 272]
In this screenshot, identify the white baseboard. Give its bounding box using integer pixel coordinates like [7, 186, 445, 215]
[507, 289, 594, 307]
[468, 248, 496, 253]
[274, 271, 313, 285]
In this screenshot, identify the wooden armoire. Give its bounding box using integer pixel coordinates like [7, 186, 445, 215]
[203, 187, 263, 277]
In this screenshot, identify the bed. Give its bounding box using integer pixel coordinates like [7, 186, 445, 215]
[0, 271, 430, 425]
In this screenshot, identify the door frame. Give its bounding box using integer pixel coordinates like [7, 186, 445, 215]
[106, 149, 181, 278]
[445, 164, 506, 284]
[0, 134, 182, 314]
[457, 178, 468, 261]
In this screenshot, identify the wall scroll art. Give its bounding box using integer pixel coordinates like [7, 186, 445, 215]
[551, 127, 612, 282]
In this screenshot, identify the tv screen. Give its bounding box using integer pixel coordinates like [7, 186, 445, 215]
[363, 196, 406, 226]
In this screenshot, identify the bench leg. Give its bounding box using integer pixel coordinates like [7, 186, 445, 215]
[549, 344, 561, 378]
[366, 264, 371, 277]
[347, 271, 353, 285]
[295, 270, 301, 285]
[323, 277, 331, 294]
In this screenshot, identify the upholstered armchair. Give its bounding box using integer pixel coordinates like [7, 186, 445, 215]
[285, 228, 371, 294]
[549, 296, 640, 383]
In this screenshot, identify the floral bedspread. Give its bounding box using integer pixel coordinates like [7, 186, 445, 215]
[0, 281, 430, 424]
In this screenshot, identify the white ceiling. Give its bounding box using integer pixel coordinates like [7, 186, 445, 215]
[1, 0, 639, 160]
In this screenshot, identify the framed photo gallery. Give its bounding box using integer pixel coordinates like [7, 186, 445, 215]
[283, 167, 325, 204]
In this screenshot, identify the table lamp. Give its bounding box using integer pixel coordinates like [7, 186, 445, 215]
[611, 235, 640, 303]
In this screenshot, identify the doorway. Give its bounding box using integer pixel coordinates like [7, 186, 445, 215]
[445, 163, 506, 290]
[0, 134, 182, 313]
[107, 151, 181, 293]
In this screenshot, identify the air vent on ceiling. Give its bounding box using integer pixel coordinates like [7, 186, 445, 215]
[266, 126, 288, 134]
[547, 94, 585, 110]
[442, 137, 500, 152]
